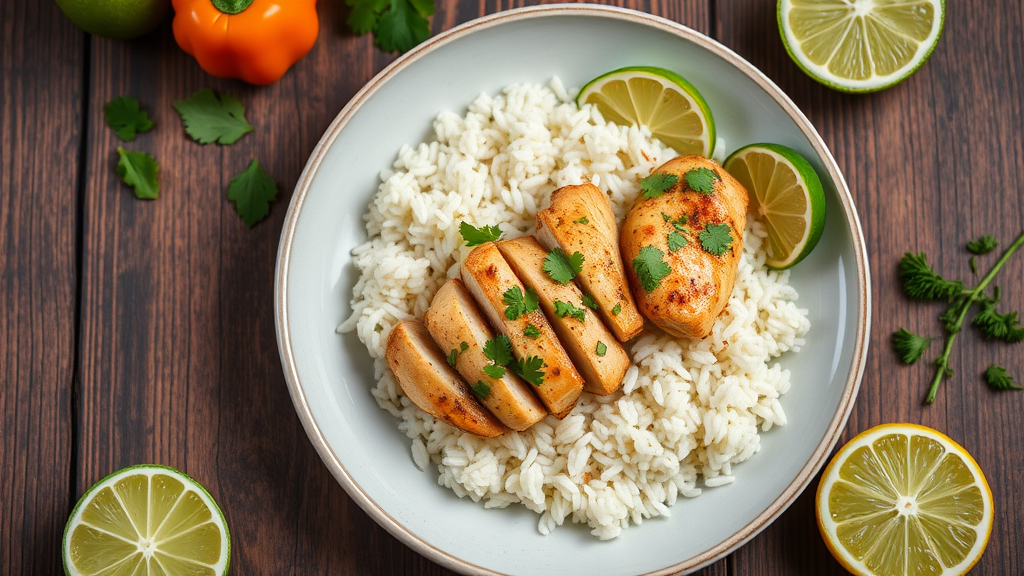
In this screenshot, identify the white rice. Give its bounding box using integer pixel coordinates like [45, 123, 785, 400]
[338, 79, 810, 540]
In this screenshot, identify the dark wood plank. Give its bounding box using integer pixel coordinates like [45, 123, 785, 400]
[717, 0, 1024, 573]
[0, 1, 83, 574]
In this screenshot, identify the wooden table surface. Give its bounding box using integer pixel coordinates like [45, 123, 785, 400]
[3, 0, 1023, 574]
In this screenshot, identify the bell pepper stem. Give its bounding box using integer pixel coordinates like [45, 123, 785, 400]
[211, 0, 255, 15]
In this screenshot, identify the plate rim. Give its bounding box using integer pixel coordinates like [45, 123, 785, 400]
[274, 4, 872, 574]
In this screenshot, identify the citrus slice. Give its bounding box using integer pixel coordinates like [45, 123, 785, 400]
[817, 423, 993, 576]
[63, 465, 231, 576]
[577, 66, 715, 156]
[778, 0, 945, 93]
[723, 143, 825, 269]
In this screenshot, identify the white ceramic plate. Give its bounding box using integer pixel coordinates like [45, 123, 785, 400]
[275, 5, 870, 575]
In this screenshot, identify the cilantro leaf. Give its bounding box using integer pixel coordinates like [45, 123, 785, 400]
[596, 342, 607, 357]
[115, 147, 159, 200]
[482, 364, 506, 379]
[104, 96, 153, 142]
[375, 0, 431, 53]
[972, 298, 1024, 343]
[892, 328, 933, 365]
[641, 173, 679, 199]
[523, 324, 541, 339]
[983, 365, 1022, 391]
[632, 245, 671, 292]
[512, 356, 545, 386]
[673, 216, 689, 231]
[575, 216, 589, 225]
[345, 0, 390, 34]
[173, 89, 253, 145]
[554, 300, 586, 322]
[581, 293, 599, 310]
[471, 381, 491, 399]
[661, 212, 672, 222]
[502, 286, 539, 320]
[228, 159, 278, 227]
[684, 167, 720, 194]
[699, 223, 733, 256]
[458, 222, 502, 246]
[446, 341, 469, 367]
[483, 334, 514, 366]
[612, 303, 621, 316]
[543, 249, 584, 284]
[667, 231, 688, 252]
[898, 253, 964, 301]
[966, 236, 998, 255]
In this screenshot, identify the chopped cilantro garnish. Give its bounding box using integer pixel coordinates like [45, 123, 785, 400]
[595, 342, 607, 356]
[554, 300, 586, 322]
[459, 222, 503, 246]
[543, 249, 584, 284]
[684, 167, 719, 195]
[482, 364, 506, 379]
[446, 341, 469, 366]
[483, 334, 514, 366]
[667, 231, 688, 252]
[503, 286, 539, 320]
[581, 293, 599, 310]
[612, 303, 621, 316]
[523, 324, 541, 339]
[661, 212, 672, 222]
[575, 216, 589, 224]
[641, 173, 679, 199]
[471, 381, 492, 399]
[632, 245, 671, 292]
[699, 223, 733, 256]
[512, 356, 546, 386]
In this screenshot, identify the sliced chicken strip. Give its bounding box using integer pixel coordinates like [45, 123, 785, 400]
[461, 242, 584, 418]
[385, 320, 508, 437]
[423, 279, 546, 431]
[498, 236, 629, 396]
[536, 183, 644, 342]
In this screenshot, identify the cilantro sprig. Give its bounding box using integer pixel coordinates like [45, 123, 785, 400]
[228, 160, 278, 227]
[641, 173, 679, 199]
[667, 231, 688, 252]
[632, 246, 671, 292]
[512, 356, 545, 386]
[104, 96, 154, 141]
[482, 334, 513, 379]
[699, 223, 733, 256]
[543, 249, 584, 284]
[116, 147, 159, 200]
[683, 167, 719, 195]
[173, 89, 253, 145]
[502, 286, 539, 320]
[345, 0, 434, 53]
[459, 222, 503, 246]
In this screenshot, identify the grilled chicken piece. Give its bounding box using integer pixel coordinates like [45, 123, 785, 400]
[423, 279, 547, 430]
[498, 236, 629, 396]
[536, 183, 644, 342]
[461, 243, 584, 418]
[385, 320, 508, 437]
[620, 155, 748, 339]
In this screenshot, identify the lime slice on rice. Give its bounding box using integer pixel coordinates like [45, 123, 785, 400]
[724, 143, 826, 269]
[778, 0, 945, 93]
[63, 465, 230, 576]
[577, 66, 715, 156]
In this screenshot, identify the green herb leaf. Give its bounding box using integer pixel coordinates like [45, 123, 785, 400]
[983, 365, 1022, 391]
[228, 159, 278, 227]
[667, 231, 688, 252]
[966, 236, 998, 255]
[632, 245, 671, 292]
[345, 0, 390, 34]
[892, 328, 933, 365]
[581, 293, 599, 310]
[523, 324, 541, 339]
[173, 88, 253, 145]
[446, 341, 469, 367]
[502, 286, 539, 320]
[684, 167, 719, 195]
[673, 216, 689, 231]
[575, 216, 589, 225]
[512, 355, 545, 386]
[699, 223, 733, 256]
[482, 364, 506, 379]
[596, 342, 607, 357]
[458, 222, 502, 246]
[612, 303, 621, 316]
[115, 147, 159, 200]
[661, 212, 672, 222]
[898, 253, 964, 301]
[554, 300, 586, 322]
[973, 297, 1024, 343]
[641, 173, 679, 199]
[104, 96, 154, 142]
[374, 0, 431, 53]
[482, 334, 514, 366]
[471, 381, 491, 399]
[543, 249, 584, 284]
[969, 257, 978, 275]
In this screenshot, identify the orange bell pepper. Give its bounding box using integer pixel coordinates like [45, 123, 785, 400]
[172, 0, 319, 86]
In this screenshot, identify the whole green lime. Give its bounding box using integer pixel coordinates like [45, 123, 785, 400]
[55, 0, 170, 40]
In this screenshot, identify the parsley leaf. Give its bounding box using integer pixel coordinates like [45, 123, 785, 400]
[581, 293, 599, 310]
[543, 249, 584, 284]
[523, 324, 541, 339]
[374, 0, 431, 53]
[632, 245, 671, 292]
[966, 236, 998, 255]
[898, 253, 964, 301]
[116, 147, 159, 200]
[612, 303, 621, 316]
[446, 341, 469, 367]
[667, 231, 688, 252]
[104, 96, 154, 142]
[554, 300, 586, 322]
[228, 159, 278, 227]
[892, 328, 933, 365]
[482, 364, 506, 379]
[596, 342, 607, 357]
[173, 89, 253, 145]
[699, 223, 733, 256]
[641, 173, 679, 199]
[471, 381, 491, 399]
[983, 365, 1022, 391]
[459, 222, 502, 246]
[345, 0, 389, 34]
[483, 334, 514, 366]
[684, 167, 719, 194]
[575, 216, 589, 224]
[502, 286, 539, 320]
[972, 297, 1024, 343]
[512, 356, 545, 386]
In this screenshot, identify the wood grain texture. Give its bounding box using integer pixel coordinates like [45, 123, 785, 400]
[0, 1, 82, 574]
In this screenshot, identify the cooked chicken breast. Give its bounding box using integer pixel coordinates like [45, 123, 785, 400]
[423, 279, 547, 430]
[498, 236, 629, 396]
[385, 320, 508, 437]
[536, 183, 644, 342]
[620, 155, 748, 339]
[460, 242, 584, 418]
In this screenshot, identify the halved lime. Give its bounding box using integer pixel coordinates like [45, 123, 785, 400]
[778, 0, 945, 93]
[577, 66, 715, 156]
[63, 465, 230, 576]
[724, 143, 826, 269]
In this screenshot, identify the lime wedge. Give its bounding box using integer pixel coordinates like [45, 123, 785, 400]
[577, 66, 715, 156]
[724, 143, 826, 269]
[778, 0, 945, 93]
[63, 465, 230, 576]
